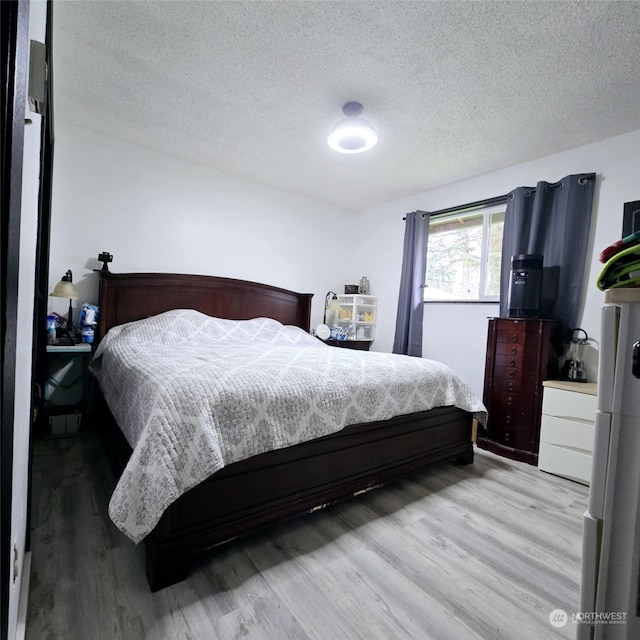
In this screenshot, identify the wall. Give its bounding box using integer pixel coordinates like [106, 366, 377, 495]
[50, 125, 640, 397]
[353, 130, 640, 396]
[49, 124, 359, 330]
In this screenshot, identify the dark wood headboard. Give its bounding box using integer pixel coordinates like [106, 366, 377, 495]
[97, 272, 313, 338]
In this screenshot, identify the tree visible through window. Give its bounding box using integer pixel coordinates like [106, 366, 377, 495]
[424, 205, 505, 301]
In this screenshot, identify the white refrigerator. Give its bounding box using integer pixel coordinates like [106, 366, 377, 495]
[578, 290, 640, 639]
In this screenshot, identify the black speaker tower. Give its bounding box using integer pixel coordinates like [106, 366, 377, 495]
[508, 254, 543, 318]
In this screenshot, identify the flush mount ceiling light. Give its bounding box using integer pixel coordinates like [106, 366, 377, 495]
[327, 101, 378, 154]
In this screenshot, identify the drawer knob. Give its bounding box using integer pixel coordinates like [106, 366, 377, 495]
[512, 334, 518, 342]
[511, 347, 517, 355]
[509, 370, 515, 379]
[505, 415, 511, 423]
[510, 359, 516, 367]
[508, 382, 514, 391]
[507, 397, 512, 406]
[504, 432, 510, 441]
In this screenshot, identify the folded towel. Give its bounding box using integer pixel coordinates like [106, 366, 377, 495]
[599, 229, 640, 262]
[597, 243, 640, 291]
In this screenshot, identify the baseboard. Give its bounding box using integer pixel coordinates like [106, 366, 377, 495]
[14, 551, 31, 640]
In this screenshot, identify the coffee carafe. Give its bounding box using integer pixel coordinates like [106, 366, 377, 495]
[561, 328, 589, 382]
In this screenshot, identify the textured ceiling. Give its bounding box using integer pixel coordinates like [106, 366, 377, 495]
[52, 0, 640, 212]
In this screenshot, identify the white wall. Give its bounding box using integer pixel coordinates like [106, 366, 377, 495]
[353, 130, 640, 396]
[50, 125, 639, 398]
[12, 2, 47, 638]
[49, 124, 359, 330]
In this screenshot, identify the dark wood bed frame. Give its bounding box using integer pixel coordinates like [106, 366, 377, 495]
[95, 271, 475, 591]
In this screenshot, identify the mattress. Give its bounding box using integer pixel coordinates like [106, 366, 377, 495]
[91, 310, 487, 543]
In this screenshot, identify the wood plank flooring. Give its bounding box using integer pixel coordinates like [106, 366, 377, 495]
[26, 433, 588, 640]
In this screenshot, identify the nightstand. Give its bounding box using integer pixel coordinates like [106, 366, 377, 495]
[44, 343, 92, 436]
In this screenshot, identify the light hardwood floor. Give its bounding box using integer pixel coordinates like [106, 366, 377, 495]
[27, 434, 588, 640]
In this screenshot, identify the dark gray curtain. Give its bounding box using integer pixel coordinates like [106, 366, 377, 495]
[393, 211, 430, 356]
[499, 173, 596, 329]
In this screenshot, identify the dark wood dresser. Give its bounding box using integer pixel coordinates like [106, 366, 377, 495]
[478, 317, 561, 465]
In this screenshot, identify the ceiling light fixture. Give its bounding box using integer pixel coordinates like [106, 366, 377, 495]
[327, 101, 378, 154]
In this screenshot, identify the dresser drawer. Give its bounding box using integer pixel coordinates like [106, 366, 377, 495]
[496, 341, 542, 358]
[542, 387, 596, 422]
[494, 366, 542, 384]
[494, 353, 539, 371]
[538, 442, 592, 485]
[494, 391, 536, 413]
[485, 423, 533, 451]
[489, 378, 539, 395]
[490, 407, 534, 427]
[540, 415, 595, 454]
[495, 330, 540, 347]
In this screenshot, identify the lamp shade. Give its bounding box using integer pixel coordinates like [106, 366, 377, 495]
[327, 294, 340, 313]
[328, 102, 378, 154]
[50, 270, 78, 300]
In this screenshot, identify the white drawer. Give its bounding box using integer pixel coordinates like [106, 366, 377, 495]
[540, 415, 595, 453]
[542, 386, 597, 422]
[538, 442, 592, 485]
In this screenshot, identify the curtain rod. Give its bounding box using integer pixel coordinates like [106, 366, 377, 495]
[404, 175, 595, 220]
[403, 194, 509, 220]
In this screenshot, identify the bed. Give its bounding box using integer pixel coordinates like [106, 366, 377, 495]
[93, 271, 486, 591]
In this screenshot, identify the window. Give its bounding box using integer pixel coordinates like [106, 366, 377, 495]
[424, 204, 505, 302]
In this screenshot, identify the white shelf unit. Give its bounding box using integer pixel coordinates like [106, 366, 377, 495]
[538, 380, 597, 485]
[335, 295, 377, 341]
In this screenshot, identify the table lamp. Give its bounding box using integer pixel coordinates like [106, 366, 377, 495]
[324, 291, 340, 327]
[49, 269, 78, 333]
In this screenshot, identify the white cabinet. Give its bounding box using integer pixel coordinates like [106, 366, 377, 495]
[538, 380, 597, 485]
[335, 295, 377, 341]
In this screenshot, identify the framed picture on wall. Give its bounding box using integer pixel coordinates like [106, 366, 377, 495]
[622, 200, 640, 237]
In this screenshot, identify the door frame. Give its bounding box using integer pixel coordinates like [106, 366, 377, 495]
[1, 1, 29, 639]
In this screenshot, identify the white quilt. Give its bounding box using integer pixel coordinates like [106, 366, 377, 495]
[91, 310, 487, 543]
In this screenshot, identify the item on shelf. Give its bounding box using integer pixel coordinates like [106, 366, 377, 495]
[97, 251, 113, 272]
[46, 315, 57, 344]
[315, 324, 330, 341]
[597, 242, 640, 290]
[359, 276, 370, 295]
[324, 292, 339, 327]
[599, 230, 640, 263]
[329, 326, 349, 341]
[78, 303, 99, 345]
[561, 328, 589, 382]
[78, 302, 99, 328]
[508, 254, 543, 318]
[344, 284, 359, 294]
